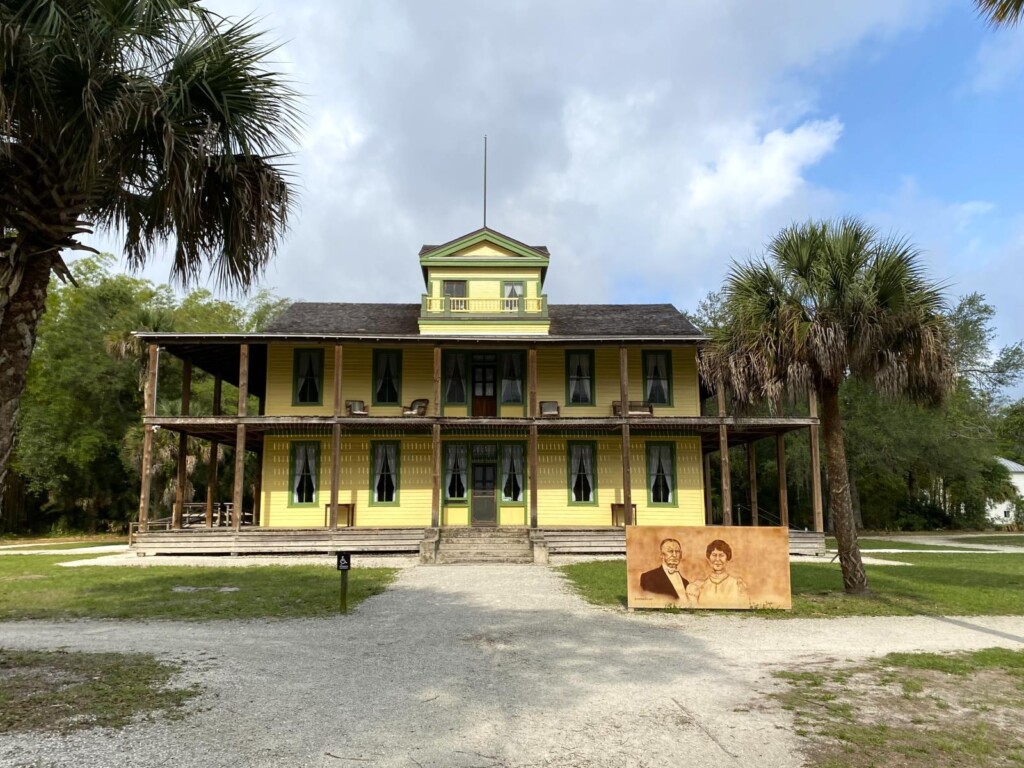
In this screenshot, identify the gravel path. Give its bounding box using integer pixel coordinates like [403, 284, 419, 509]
[2, 564, 1024, 768]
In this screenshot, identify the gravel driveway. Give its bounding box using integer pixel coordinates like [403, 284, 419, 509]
[2, 564, 1023, 768]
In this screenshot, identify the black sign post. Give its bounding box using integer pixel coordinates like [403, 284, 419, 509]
[336, 552, 352, 613]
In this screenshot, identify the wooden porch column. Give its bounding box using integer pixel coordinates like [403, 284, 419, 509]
[431, 345, 442, 527]
[232, 344, 249, 531]
[614, 348, 630, 528]
[529, 425, 539, 528]
[776, 432, 789, 528]
[138, 344, 159, 532]
[205, 376, 222, 528]
[748, 441, 759, 526]
[808, 391, 824, 533]
[528, 346, 538, 418]
[717, 388, 732, 525]
[702, 449, 713, 525]
[330, 345, 343, 529]
[172, 360, 192, 530]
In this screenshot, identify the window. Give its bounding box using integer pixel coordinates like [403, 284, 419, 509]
[565, 351, 594, 405]
[290, 442, 319, 506]
[568, 442, 596, 504]
[502, 281, 524, 311]
[502, 444, 524, 503]
[443, 353, 467, 404]
[647, 443, 676, 505]
[373, 350, 401, 405]
[292, 348, 324, 406]
[500, 353, 523, 404]
[643, 351, 672, 405]
[443, 280, 467, 297]
[371, 442, 399, 504]
[445, 444, 467, 501]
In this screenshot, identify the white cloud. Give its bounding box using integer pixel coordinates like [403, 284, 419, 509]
[969, 25, 1024, 93]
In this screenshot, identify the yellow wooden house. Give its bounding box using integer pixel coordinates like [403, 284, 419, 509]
[132, 227, 823, 557]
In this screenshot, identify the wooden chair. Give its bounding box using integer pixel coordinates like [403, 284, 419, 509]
[346, 399, 368, 416]
[539, 401, 560, 417]
[613, 400, 654, 416]
[611, 503, 637, 526]
[324, 503, 355, 528]
[403, 398, 429, 416]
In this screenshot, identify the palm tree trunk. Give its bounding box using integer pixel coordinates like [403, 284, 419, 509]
[819, 382, 868, 593]
[0, 253, 54, 512]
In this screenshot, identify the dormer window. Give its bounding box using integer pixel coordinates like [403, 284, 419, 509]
[502, 281, 524, 311]
[443, 280, 467, 311]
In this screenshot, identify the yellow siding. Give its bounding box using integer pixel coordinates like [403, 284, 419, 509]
[627, 347, 700, 417]
[260, 435, 433, 528]
[427, 267, 542, 299]
[264, 344, 436, 417]
[536, 436, 704, 527]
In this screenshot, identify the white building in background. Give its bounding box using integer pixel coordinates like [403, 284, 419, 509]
[989, 457, 1024, 527]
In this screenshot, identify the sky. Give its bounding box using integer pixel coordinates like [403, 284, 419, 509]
[85, 1, 1024, 356]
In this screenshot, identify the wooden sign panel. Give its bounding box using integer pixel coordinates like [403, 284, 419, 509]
[626, 526, 791, 610]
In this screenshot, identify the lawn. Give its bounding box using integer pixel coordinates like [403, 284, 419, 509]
[824, 537, 951, 551]
[774, 647, 1024, 767]
[951, 534, 1024, 547]
[0, 555, 398, 621]
[0, 534, 126, 548]
[559, 553, 1024, 618]
[0, 540, 126, 551]
[0, 648, 199, 734]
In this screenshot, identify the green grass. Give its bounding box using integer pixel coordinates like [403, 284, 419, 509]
[0, 540, 125, 550]
[559, 553, 1024, 617]
[950, 534, 1024, 547]
[773, 648, 1024, 768]
[0, 555, 398, 621]
[825, 537, 951, 551]
[0, 534, 126, 546]
[0, 648, 199, 733]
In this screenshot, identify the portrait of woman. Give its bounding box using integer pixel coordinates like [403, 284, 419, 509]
[686, 539, 750, 609]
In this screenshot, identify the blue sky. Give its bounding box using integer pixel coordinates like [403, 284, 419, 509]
[84, 1, 1024, 383]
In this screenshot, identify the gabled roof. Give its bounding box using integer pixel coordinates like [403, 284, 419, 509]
[418, 227, 550, 284]
[263, 302, 704, 341]
[419, 227, 549, 257]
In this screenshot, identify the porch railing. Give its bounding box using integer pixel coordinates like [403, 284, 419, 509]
[421, 295, 547, 315]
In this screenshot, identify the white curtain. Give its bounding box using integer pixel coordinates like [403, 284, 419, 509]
[569, 353, 591, 403]
[646, 353, 667, 403]
[501, 354, 522, 403]
[571, 444, 594, 502]
[446, 444, 466, 499]
[502, 445, 523, 502]
[374, 443, 397, 502]
[648, 445, 673, 503]
[445, 355, 466, 403]
[293, 444, 317, 503]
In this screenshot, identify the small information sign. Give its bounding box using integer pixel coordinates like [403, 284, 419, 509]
[336, 552, 352, 571]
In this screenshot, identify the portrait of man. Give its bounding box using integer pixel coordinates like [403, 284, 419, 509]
[686, 539, 750, 609]
[639, 538, 689, 600]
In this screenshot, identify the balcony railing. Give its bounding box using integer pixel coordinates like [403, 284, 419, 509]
[421, 295, 547, 316]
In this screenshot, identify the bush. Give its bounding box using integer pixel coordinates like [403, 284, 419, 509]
[894, 497, 951, 531]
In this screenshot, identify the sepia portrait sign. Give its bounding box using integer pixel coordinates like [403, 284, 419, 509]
[626, 526, 792, 610]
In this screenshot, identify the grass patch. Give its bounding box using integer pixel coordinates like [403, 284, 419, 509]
[0, 534, 126, 547]
[0, 555, 398, 621]
[825, 537, 951, 551]
[559, 553, 1024, 618]
[0, 648, 199, 733]
[1, 541, 125, 551]
[772, 648, 1024, 768]
[950, 535, 1024, 547]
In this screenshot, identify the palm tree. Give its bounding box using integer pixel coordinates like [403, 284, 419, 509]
[977, 0, 1024, 25]
[701, 218, 956, 593]
[0, 0, 299, 506]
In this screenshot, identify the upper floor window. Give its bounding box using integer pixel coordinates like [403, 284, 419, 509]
[643, 351, 672, 405]
[444, 353, 467, 404]
[503, 281, 524, 311]
[373, 350, 402, 405]
[566, 351, 594, 405]
[501, 353, 524, 404]
[647, 443, 675, 505]
[371, 442, 399, 504]
[443, 280, 467, 297]
[291, 442, 319, 506]
[292, 348, 324, 405]
[568, 442, 596, 504]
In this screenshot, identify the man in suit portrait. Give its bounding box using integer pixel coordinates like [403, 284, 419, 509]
[639, 538, 689, 600]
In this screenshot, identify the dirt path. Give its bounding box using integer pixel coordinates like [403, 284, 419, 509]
[2, 564, 1023, 768]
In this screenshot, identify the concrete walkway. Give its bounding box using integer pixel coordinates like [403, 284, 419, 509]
[2, 564, 1024, 768]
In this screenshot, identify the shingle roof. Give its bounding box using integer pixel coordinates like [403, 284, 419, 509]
[997, 457, 1024, 474]
[264, 302, 704, 339]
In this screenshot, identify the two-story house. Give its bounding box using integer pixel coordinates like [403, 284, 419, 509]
[132, 227, 824, 558]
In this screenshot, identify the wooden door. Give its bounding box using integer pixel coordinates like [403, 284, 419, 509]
[472, 463, 497, 526]
[472, 364, 497, 417]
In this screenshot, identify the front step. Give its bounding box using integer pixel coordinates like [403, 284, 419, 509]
[425, 526, 536, 564]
